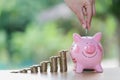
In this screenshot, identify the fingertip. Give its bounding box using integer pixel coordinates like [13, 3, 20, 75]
[82, 23, 86, 29]
[88, 25, 90, 30]
[86, 20, 91, 30]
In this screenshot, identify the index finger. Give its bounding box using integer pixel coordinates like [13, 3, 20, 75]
[86, 3, 92, 29]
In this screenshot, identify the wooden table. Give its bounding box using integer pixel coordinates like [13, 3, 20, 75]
[0, 68, 120, 80]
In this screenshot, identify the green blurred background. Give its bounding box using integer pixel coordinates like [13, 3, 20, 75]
[0, 0, 120, 69]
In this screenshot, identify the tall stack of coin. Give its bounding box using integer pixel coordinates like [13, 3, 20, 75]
[59, 50, 67, 72]
[40, 61, 49, 73]
[50, 56, 58, 72]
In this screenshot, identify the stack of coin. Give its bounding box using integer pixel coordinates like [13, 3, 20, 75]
[30, 65, 38, 73]
[50, 56, 58, 72]
[40, 61, 49, 73]
[59, 50, 67, 72]
[20, 69, 27, 73]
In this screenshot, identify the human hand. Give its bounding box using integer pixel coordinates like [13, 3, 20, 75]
[64, 0, 95, 30]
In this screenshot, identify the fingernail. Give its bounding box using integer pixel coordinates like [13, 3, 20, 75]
[82, 24, 86, 29]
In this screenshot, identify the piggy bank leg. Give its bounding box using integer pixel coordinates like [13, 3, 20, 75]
[95, 64, 103, 73]
[75, 63, 83, 73]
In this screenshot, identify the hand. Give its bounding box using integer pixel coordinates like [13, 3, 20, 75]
[64, 0, 95, 30]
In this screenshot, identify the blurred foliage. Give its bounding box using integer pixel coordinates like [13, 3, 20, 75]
[0, 0, 120, 69]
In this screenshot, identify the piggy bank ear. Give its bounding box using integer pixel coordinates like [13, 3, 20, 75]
[93, 32, 102, 42]
[73, 33, 81, 42]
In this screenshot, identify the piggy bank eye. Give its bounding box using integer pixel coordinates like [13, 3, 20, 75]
[71, 45, 80, 53]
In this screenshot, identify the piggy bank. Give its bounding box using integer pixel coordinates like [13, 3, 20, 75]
[70, 32, 103, 73]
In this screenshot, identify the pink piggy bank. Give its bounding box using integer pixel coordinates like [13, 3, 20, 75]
[70, 32, 103, 73]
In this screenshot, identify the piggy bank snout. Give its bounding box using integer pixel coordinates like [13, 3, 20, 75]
[84, 44, 96, 54]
